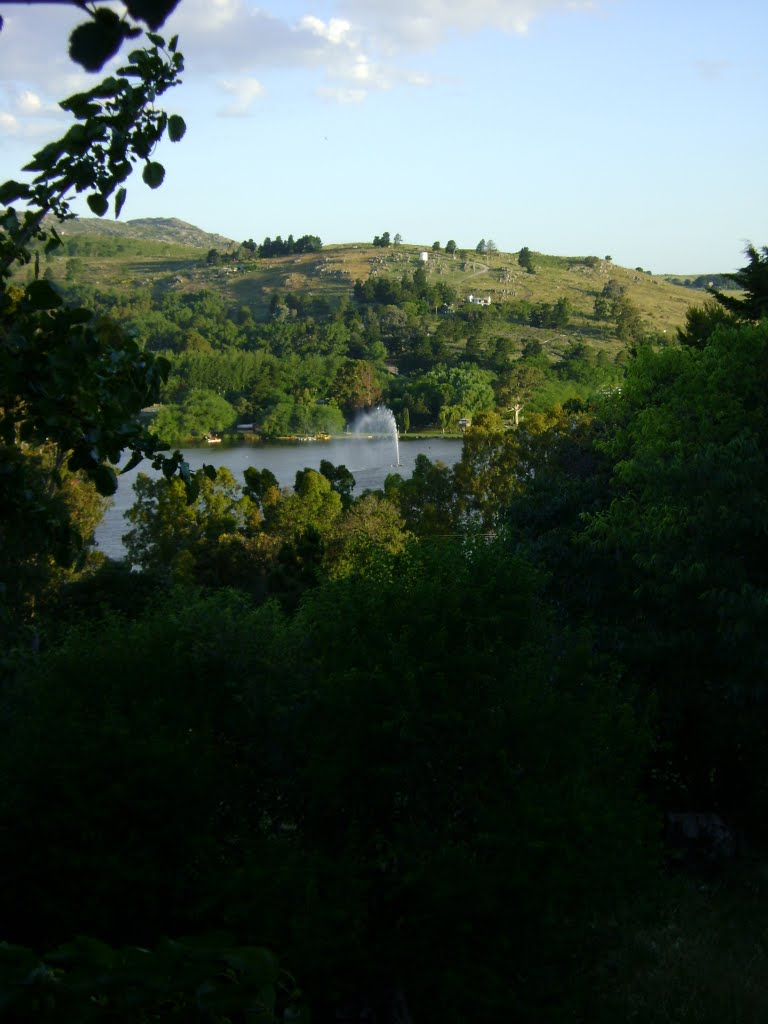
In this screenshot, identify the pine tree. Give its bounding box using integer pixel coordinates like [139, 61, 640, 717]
[710, 244, 768, 322]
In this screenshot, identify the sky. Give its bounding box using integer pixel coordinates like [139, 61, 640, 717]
[1, 0, 766, 273]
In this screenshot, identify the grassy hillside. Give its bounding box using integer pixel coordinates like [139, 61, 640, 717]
[20, 219, 710, 341]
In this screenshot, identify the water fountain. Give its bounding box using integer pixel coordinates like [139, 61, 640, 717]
[351, 405, 401, 467]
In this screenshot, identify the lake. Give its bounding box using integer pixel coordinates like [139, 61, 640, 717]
[95, 436, 464, 559]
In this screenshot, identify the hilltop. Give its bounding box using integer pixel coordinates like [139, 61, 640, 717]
[47, 215, 235, 250]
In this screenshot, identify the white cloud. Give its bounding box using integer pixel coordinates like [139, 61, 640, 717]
[335, 0, 597, 48]
[0, 0, 600, 127]
[17, 90, 43, 114]
[176, 0, 241, 32]
[298, 16, 352, 45]
[217, 76, 265, 115]
[0, 110, 19, 134]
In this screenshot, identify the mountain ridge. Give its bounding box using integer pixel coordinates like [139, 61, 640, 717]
[50, 215, 236, 251]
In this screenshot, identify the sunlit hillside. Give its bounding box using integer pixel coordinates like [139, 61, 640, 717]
[25, 218, 721, 344]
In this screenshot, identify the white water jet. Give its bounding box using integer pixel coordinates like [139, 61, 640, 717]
[351, 405, 400, 467]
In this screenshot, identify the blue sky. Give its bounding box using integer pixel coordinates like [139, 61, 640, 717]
[1, 0, 766, 273]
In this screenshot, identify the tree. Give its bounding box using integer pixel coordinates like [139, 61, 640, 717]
[0, 12, 200, 631]
[432, 240, 441, 251]
[384, 454, 457, 535]
[123, 466, 259, 578]
[324, 494, 410, 579]
[394, 233, 403, 246]
[518, 246, 535, 273]
[421, 364, 497, 421]
[677, 300, 735, 349]
[579, 320, 768, 830]
[486, 239, 498, 255]
[152, 389, 236, 442]
[445, 239, 457, 255]
[319, 459, 356, 511]
[331, 359, 383, 414]
[270, 468, 342, 546]
[275, 538, 654, 1020]
[613, 295, 644, 343]
[497, 363, 544, 425]
[453, 411, 522, 528]
[475, 238, 487, 254]
[593, 295, 611, 321]
[709, 243, 768, 322]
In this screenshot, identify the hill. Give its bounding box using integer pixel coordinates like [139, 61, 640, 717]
[28, 218, 709, 341]
[48, 215, 235, 250]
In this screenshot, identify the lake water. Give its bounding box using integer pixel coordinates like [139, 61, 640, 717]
[95, 436, 464, 559]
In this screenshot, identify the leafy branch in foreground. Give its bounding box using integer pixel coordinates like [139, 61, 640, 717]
[0, 0, 182, 72]
[0, 26, 209, 633]
[0, 31, 194, 493]
[0, 34, 185, 279]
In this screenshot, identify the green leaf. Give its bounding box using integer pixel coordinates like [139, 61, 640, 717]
[167, 114, 186, 142]
[44, 233, 63, 255]
[63, 123, 88, 145]
[124, 0, 180, 31]
[114, 186, 127, 219]
[0, 180, 29, 205]
[23, 280, 63, 311]
[91, 463, 119, 496]
[68, 11, 125, 73]
[142, 161, 165, 189]
[120, 451, 144, 474]
[87, 193, 109, 217]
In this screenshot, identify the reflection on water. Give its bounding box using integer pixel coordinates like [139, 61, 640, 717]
[95, 436, 463, 560]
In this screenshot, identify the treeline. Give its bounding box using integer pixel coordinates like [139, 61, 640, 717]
[353, 263, 457, 308]
[241, 232, 323, 257]
[666, 272, 739, 290]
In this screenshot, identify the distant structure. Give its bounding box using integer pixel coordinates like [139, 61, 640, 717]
[419, 251, 429, 262]
[467, 294, 492, 306]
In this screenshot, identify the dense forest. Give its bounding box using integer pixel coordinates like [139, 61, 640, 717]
[3, 6, 768, 1022]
